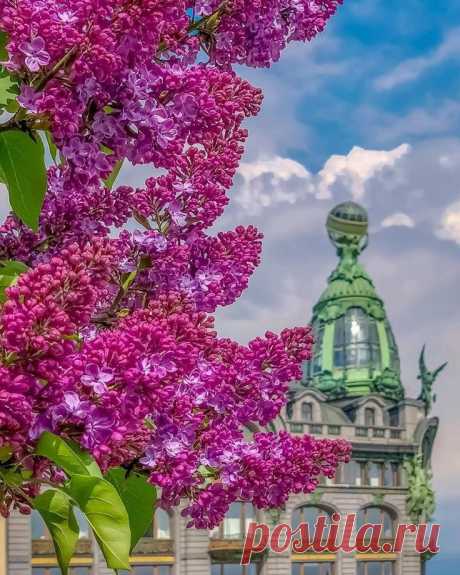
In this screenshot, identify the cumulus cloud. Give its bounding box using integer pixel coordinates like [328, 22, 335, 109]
[381, 212, 415, 229]
[437, 201, 460, 244]
[234, 144, 411, 213]
[315, 144, 410, 200]
[236, 156, 314, 213]
[374, 27, 460, 91]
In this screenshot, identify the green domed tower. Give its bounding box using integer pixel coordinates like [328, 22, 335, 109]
[304, 201, 404, 401]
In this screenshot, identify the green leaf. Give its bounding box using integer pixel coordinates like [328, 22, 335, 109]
[0, 130, 47, 230]
[66, 475, 131, 570]
[36, 432, 102, 478]
[0, 72, 17, 108]
[103, 159, 123, 190]
[0, 259, 28, 302]
[33, 490, 79, 575]
[105, 467, 157, 552]
[0, 32, 8, 61]
[0, 445, 12, 462]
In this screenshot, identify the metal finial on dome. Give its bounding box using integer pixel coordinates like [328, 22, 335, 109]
[326, 201, 369, 253]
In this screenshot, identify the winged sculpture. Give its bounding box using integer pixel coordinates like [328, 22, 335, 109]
[417, 345, 447, 415]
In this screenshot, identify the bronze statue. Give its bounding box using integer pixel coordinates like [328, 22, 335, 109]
[417, 345, 447, 415]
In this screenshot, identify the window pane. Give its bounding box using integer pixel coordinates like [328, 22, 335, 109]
[291, 565, 301, 575]
[343, 460, 361, 486]
[75, 508, 90, 539]
[223, 502, 242, 539]
[368, 463, 381, 487]
[383, 562, 395, 575]
[159, 567, 172, 575]
[224, 565, 243, 575]
[334, 348, 345, 367]
[365, 408, 376, 427]
[302, 402, 313, 422]
[367, 562, 383, 575]
[156, 508, 171, 539]
[383, 512, 393, 537]
[334, 317, 345, 346]
[32, 511, 48, 540]
[357, 563, 366, 575]
[132, 567, 152, 575]
[305, 564, 321, 575]
[346, 309, 368, 343]
[70, 569, 92, 575]
[244, 504, 255, 535]
[212, 566, 221, 575]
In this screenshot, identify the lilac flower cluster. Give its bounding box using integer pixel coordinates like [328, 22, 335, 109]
[0, 0, 349, 526]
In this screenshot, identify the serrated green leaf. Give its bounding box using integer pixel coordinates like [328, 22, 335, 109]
[36, 432, 102, 478]
[0, 130, 47, 230]
[103, 159, 123, 190]
[105, 467, 157, 552]
[0, 259, 28, 302]
[33, 490, 79, 575]
[66, 475, 131, 570]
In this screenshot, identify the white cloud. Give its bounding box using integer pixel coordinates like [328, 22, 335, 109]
[381, 212, 415, 229]
[374, 27, 460, 91]
[234, 144, 411, 213]
[236, 156, 314, 214]
[315, 144, 410, 200]
[437, 201, 460, 244]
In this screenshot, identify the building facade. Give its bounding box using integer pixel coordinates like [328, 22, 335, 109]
[1, 202, 442, 575]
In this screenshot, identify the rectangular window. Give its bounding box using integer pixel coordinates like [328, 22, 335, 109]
[364, 408, 376, 427]
[388, 408, 400, 427]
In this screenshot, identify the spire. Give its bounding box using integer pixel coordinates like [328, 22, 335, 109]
[305, 202, 404, 401]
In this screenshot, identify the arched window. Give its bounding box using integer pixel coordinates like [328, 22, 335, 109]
[357, 561, 395, 575]
[357, 507, 395, 539]
[292, 505, 335, 548]
[333, 308, 381, 369]
[142, 508, 172, 539]
[301, 402, 314, 422]
[210, 502, 255, 540]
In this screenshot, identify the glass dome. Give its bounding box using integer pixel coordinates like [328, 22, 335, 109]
[333, 307, 381, 369]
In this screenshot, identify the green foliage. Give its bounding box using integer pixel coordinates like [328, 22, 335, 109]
[34, 433, 139, 571]
[0, 130, 47, 230]
[0, 71, 19, 111]
[0, 259, 29, 302]
[33, 490, 80, 575]
[65, 475, 131, 570]
[104, 159, 123, 190]
[36, 432, 103, 478]
[0, 31, 8, 61]
[106, 467, 157, 551]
